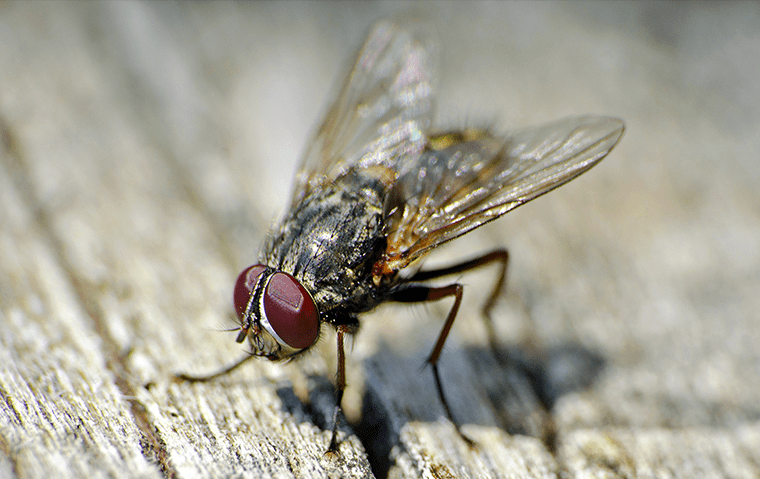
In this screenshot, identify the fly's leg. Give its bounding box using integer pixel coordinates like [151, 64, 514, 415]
[323, 312, 361, 456]
[173, 327, 258, 383]
[326, 324, 349, 455]
[387, 249, 509, 443]
[174, 325, 351, 456]
[173, 354, 256, 383]
[409, 248, 509, 351]
[391, 283, 474, 445]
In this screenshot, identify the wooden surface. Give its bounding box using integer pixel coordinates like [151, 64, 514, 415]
[1, 2, 759, 478]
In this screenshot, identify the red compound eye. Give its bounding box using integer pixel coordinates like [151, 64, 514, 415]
[233, 264, 267, 319]
[233, 265, 319, 350]
[263, 272, 319, 349]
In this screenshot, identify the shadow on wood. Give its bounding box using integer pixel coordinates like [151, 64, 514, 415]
[355, 340, 606, 478]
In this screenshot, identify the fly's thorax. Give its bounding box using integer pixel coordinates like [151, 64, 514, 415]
[264, 172, 388, 314]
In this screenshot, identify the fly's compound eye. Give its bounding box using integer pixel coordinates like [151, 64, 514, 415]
[233, 264, 268, 321]
[233, 265, 320, 353]
[263, 272, 319, 350]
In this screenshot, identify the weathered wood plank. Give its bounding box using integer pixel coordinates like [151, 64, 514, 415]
[559, 426, 760, 479]
[0, 147, 161, 479]
[1, 2, 373, 477]
[1, 2, 759, 479]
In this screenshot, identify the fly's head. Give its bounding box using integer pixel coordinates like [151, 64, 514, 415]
[233, 265, 320, 361]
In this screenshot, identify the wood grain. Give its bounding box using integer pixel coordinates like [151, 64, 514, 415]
[1, 2, 758, 478]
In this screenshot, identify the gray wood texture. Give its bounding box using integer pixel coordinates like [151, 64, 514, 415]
[1, 2, 758, 478]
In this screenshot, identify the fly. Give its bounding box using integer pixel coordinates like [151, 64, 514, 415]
[177, 18, 624, 454]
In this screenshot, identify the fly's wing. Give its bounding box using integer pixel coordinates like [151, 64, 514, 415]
[290, 19, 437, 206]
[378, 116, 625, 274]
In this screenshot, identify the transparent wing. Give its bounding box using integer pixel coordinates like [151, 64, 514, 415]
[291, 19, 437, 205]
[378, 116, 625, 274]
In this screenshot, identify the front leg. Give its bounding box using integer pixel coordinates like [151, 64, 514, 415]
[326, 324, 349, 455]
[324, 314, 359, 455]
[173, 354, 256, 383]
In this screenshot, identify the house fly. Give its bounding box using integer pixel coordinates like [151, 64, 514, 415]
[177, 19, 624, 453]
